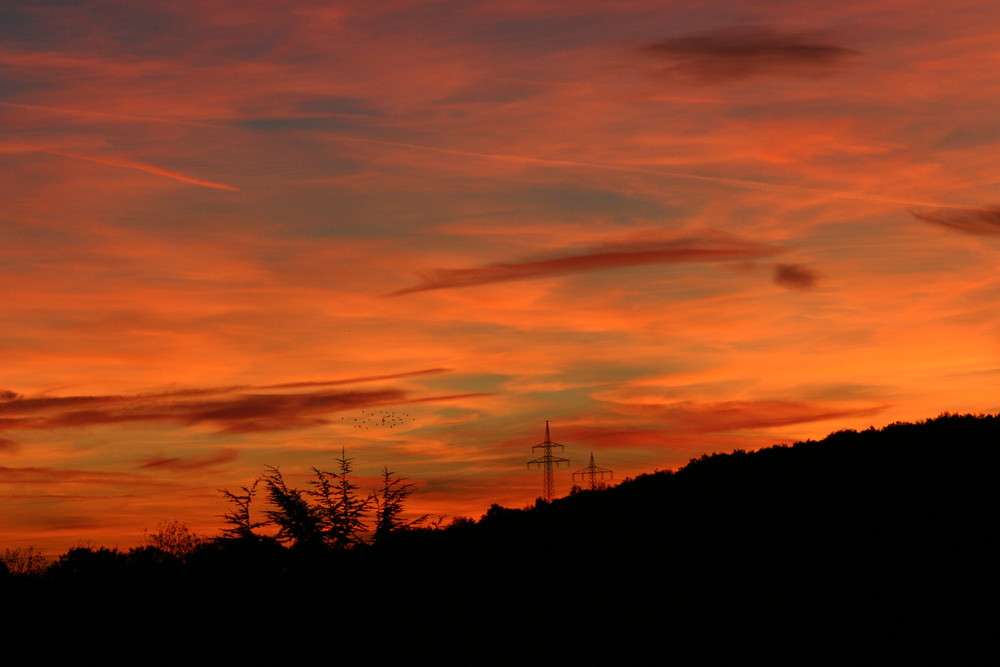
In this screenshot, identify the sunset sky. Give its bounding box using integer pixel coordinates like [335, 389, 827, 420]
[3, 0, 1000, 554]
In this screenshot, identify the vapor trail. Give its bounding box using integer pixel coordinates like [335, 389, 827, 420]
[0, 102, 217, 128]
[43, 150, 240, 191]
[329, 135, 987, 211]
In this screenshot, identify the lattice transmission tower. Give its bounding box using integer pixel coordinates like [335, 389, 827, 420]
[527, 421, 570, 502]
[573, 453, 614, 490]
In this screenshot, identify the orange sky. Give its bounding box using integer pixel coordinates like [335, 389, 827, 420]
[3, 0, 1000, 554]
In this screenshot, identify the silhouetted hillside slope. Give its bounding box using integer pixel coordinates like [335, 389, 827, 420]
[374, 413, 997, 662]
[3, 414, 996, 663]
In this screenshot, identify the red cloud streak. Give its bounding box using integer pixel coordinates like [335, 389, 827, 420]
[0, 370, 483, 435]
[911, 207, 1000, 235]
[391, 233, 782, 295]
[137, 449, 239, 471]
[628, 400, 889, 433]
[43, 150, 240, 191]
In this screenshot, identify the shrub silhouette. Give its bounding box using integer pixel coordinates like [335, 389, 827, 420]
[1, 546, 48, 576]
[141, 520, 205, 557]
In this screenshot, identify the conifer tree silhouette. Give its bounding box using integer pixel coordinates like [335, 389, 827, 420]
[372, 467, 428, 542]
[219, 476, 266, 540]
[262, 466, 324, 550]
[308, 449, 370, 549]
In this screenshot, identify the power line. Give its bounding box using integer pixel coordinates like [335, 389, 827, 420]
[526, 421, 570, 502]
[573, 453, 614, 491]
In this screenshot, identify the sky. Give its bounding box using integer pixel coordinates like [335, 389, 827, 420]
[3, 0, 1000, 554]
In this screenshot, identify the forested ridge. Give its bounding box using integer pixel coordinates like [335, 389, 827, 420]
[3, 413, 996, 662]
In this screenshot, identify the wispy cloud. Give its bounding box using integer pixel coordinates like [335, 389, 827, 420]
[329, 135, 973, 210]
[391, 233, 782, 295]
[1, 389, 403, 433]
[624, 399, 888, 432]
[42, 150, 240, 191]
[0, 369, 477, 435]
[0, 465, 171, 486]
[773, 263, 819, 290]
[911, 206, 1000, 235]
[641, 26, 859, 82]
[137, 449, 238, 471]
[257, 368, 449, 389]
[0, 102, 216, 128]
[0, 369, 447, 414]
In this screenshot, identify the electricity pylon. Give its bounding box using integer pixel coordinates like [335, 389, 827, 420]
[573, 453, 613, 490]
[527, 421, 569, 502]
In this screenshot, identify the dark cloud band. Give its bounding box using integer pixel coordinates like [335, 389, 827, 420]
[137, 449, 239, 471]
[0, 370, 480, 435]
[911, 207, 1000, 235]
[642, 26, 859, 82]
[391, 233, 782, 295]
[625, 399, 888, 433]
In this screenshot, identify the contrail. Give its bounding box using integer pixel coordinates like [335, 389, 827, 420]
[43, 150, 240, 191]
[0, 102, 217, 128]
[328, 135, 988, 211]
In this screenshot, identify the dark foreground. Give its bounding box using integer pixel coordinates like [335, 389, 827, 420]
[3, 414, 996, 663]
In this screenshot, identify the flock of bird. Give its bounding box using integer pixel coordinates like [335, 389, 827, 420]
[340, 409, 413, 430]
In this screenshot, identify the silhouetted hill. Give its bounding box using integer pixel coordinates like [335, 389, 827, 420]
[3, 414, 996, 663]
[369, 413, 998, 662]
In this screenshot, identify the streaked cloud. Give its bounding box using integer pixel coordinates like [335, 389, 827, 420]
[257, 368, 449, 390]
[0, 101, 216, 127]
[42, 150, 241, 191]
[391, 233, 782, 295]
[0, 465, 171, 486]
[137, 448, 238, 471]
[641, 26, 859, 82]
[0, 370, 482, 435]
[911, 206, 1000, 235]
[629, 400, 889, 433]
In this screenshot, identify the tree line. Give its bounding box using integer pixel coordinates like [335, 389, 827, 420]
[0, 449, 428, 578]
[220, 449, 429, 550]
